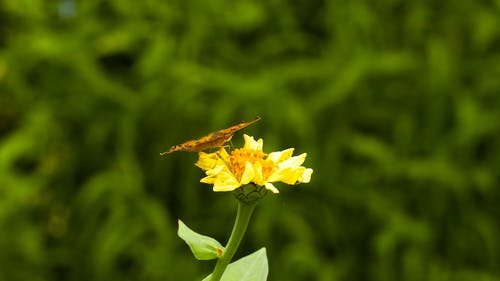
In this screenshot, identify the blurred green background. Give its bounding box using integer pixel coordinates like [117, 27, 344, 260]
[1, 0, 500, 280]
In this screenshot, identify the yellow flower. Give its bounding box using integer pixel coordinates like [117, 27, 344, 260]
[195, 134, 313, 193]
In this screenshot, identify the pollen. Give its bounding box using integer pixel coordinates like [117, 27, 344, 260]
[229, 148, 275, 180]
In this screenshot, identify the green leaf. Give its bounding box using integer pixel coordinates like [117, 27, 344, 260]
[177, 220, 225, 260]
[202, 248, 268, 281]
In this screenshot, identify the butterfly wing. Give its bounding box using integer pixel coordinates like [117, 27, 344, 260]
[161, 116, 261, 155]
[217, 116, 261, 136]
[162, 133, 232, 154]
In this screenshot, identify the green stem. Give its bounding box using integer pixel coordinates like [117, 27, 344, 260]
[210, 201, 256, 281]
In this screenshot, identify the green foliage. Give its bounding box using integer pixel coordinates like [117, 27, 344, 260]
[178, 220, 224, 260]
[1, 0, 500, 280]
[178, 219, 268, 280]
[202, 248, 268, 281]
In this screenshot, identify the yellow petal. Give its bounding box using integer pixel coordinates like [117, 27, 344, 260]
[252, 161, 265, 185]
[243, 134, 263, 151]
[217, 147, 230, 160]
[205, 164, 225, 176]
[267, 163, 312, 184]
[213, 182, 240, 192]
[240, 161, 255, 185]
[271, 167, 300, 184]
[264, 182, 280, 193]
[268, 148, 294, 163]
[200, 165, 225, 184]
[278, 153, 307, 169]
[299, 168, 313, 183]
[266, 153, 307, 183]
[195, 148, 229, 171]
[195, 151, 219, 170]
[200, 176, 215, 184]
[212, 169, 241, 191]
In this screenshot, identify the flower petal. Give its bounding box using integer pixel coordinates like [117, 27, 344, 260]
[195, 152, 219, 170]
[264, 182, 280, 193]
[278, 153, 307, 169]
[252, 161, 265, 185]
[195, 148, 229, 171]
[267, 163, 312, 184]
[212, 184, 240, 192]
[213, 182, 240, 192]
[200, 165, 226, 184]
[268, 148, 294, 163]
[217, 147, 230, 160]
[240, 161, 255, 185]
[200, 175, 215, 184]
[299, 168, 313, 183]
[212, 169, 241, 191]
[243, 134, 263, 151]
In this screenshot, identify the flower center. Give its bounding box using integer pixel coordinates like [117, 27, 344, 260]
[228, 148, 275, 180]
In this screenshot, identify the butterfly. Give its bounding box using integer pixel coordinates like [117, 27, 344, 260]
[161, 116, 261, 155]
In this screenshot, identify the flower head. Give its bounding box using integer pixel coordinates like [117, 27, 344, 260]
[195, 134, 313, 194]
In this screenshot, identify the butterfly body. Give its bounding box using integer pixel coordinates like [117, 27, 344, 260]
[161, 116, 261, 155]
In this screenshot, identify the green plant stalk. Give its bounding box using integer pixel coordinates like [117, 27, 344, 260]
[210, 201, 256, 281]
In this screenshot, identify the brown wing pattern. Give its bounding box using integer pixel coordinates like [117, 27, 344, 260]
[160, 116, 261, 155]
